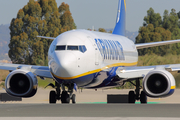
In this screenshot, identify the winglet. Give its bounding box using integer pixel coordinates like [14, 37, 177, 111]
[112, 0, 126, 36]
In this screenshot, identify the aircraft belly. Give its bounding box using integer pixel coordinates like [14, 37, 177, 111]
[83, 72, 108, 88]
[53, 73, 95, 87]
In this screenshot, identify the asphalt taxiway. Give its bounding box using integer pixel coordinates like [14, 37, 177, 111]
[1, 89, 180, 119]
[1, 88, 180, 104]
[0, 104, 180, 118]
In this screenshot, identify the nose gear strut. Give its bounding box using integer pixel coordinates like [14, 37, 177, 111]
[47, 82, 76, 104]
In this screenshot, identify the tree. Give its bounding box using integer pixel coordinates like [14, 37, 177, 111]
[163, 9, 179, 33]
[59, 2, 76, 33]
[143, 8, 162, 28]
[162, 10, 171, 30]
[162, 9, 180, 55]
[9, 0, 76, 65]
[98, 28, 107, 33]
[136, 24, 172, 56]
[136, 7, 180, 56]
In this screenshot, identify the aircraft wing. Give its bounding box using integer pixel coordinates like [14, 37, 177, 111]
[116, 64, 180, 79]
[37, 36, 56, 40]
[136, 39, 180, 49]
[0, 63, 53, 79]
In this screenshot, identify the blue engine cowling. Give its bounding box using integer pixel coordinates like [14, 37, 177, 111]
[143, 70, 175, 98]
[5, 69, 38, 98]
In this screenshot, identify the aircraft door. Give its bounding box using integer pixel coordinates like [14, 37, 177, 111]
[88, 36, 99, 65]
[95, 48, 99, 65]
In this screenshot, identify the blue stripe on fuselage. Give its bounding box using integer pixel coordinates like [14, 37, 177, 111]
[52, 67, 120, 88]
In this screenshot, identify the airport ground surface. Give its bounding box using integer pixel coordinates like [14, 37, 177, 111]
[1, 88, 180, 119]
[0, 88, 179, 104]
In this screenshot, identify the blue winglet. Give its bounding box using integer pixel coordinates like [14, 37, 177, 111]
[112, 0, 126, 36]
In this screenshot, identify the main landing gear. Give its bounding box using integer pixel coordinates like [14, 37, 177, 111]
[128, 79, 147, 104]
[47, 82, 76, 104]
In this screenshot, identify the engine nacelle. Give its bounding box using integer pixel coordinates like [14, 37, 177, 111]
[143, 70, 175, 98]
[5, 69, 38, 98]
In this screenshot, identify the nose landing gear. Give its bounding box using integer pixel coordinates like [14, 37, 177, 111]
[48, 82, 76, 104]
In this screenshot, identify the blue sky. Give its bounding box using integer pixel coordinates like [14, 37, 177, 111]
[0, 0, 180, 32]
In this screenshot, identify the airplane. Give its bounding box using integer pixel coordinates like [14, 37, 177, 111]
[1, 0, 180, 104]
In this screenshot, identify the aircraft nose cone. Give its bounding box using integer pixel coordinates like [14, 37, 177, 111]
[53, 52, 77, 79]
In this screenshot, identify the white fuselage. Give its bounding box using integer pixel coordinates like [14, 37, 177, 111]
[48, 29, 138, 88]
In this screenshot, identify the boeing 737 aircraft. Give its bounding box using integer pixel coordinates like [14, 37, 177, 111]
[1, 0, 180, 104]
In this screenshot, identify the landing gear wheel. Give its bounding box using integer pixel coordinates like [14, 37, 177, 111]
[61, 91, 70, 103]
[49, 91, 56, 104]
[140, 91, 147, 104]
[72, 94, 76, 104]
[128, 91, 135, 103]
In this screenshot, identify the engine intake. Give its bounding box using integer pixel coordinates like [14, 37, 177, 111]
[143, 70, 175, 98]
[5, 69, 38, 98]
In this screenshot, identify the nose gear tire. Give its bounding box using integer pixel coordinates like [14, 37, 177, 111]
[49, 91, 56, 104]
[61, 91, 70, 103]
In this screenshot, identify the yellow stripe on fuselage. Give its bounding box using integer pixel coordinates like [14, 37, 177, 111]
[52, 62, 138, 80]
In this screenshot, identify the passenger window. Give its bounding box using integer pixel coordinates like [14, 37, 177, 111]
[55, 46, 66, 50]
[79, 45, 87, 53]
[67, 46, 79, 50]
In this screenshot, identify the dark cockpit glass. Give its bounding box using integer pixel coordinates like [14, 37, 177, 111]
[55, 45, 87, 53]
[55, 46, 66, 50]
[79, 45, 87, 53]
[67, 46, 79, 50]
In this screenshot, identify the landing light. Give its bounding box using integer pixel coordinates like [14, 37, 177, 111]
[120, 69, 125, 73]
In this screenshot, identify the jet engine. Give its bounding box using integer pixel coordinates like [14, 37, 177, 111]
[5, 69, 38, 98]
[143, 70, 175, 98]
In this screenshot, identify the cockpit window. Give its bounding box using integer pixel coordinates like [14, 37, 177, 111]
[55, 46, 66, 50]
[67, 46, 79, 50]
[55, 45, 87, 53]
[79, 45, 87, 53]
